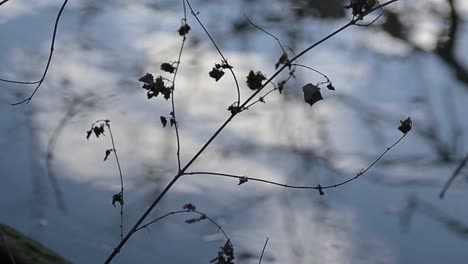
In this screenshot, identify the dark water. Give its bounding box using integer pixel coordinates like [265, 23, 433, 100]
[1, 1, 467, 263]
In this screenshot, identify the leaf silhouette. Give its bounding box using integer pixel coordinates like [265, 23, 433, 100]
[398, 117, 412, 134]
[104, 149, 112, 161]
[160, 116, 168, 127]
[170, 118, 176, 127]
[246, 70, 266, 90]
[161, 63, 176, 74]
[86, 130, 92, 140]
[183, 203, 196, 211]
[238, 177, 248, 185]
[302, 83, 323, 106]
[178, 24, 191, 36]
[275, 52, 289, 69]
[209, 68, 225, 82]
[112, 193, 123, 207]
[138, 73, 154, 84]
[93, 124, 105, 138]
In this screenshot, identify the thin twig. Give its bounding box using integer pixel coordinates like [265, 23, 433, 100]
[136, 208, 230, 241]
[235, 0, 400, 113]
[106, 121, 125, 241]
[185, 0, 241, 106]
[0, 228, 17, 264]
[243, 13, 286, 54]
[136, 210, 187, 232]
[9, 0, 68, 105]
[103, 1, 400, 262]
[184, 133, 408, 193]
[291, 63, 330, 85]
[322, 133, 407, 190]
[170, 2, 188, 172]
[440, 152, 468, 199]
[0, 78, 40, 84]
[258, 237, 269, 264]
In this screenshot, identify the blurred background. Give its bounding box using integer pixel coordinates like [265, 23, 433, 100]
[1, 0, 468, 263]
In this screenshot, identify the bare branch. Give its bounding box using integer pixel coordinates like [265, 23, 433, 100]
[6, 0, 69, 105]
[258, 237, 269, 264]
[440, 153, 468, 198]
[104, 1, 401, 262]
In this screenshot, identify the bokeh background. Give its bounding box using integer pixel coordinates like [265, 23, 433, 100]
[1, 0, 468, 263]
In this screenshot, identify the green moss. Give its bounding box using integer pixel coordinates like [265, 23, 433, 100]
[0, 224, 71, 264]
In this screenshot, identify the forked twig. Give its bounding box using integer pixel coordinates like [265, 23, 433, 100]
[104, 1, 400, 262]
[170, 1, 189, 172]
[184, 133, 408, 195]
[243, 14, 286, 54]
[136, 207, 230, 241]
[185, 0, 241, 106]
[87, 120, 125, 241]
[3, 0, 69, 105]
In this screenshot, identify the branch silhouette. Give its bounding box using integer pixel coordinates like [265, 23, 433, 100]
[0, 0, 12, 8]
[186, 0, 241, 106]
[258, 237, 269, 264]
[103, 1, 401, 263]
[184, 133, 408, 195]
[440, 152, 468, 198]
[1, 0, 69, 105]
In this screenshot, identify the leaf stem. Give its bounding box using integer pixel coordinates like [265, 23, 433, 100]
[170, 2, 189, 173]
[186, 0, 241, 106]
[106, 122, 125, 241]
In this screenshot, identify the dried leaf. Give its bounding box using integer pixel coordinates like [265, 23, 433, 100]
[160, 86, 172, 100]
[221, 62, 233, 69]
[210, 240, 235, 264]
[104, 149, 112, 161]
[112, 193, 123, 207]
[277, 80, 286, 94]
[238, 177, 248, 185]
[302, 83, 323, 106]
[246, 70, 266, 90]
[170, 118, 176, 127]
[317, 184, 325, 195]
[93, 124, 105, 138]
[185, 214, 206, 224]
[160, 116, 168, 127]
[161, 63, 176, 74]
[183, 203, 196, 211]
[227, 105, 242, 115]
[138, 73, 154, 84]
[86, 130, 92, 140]
[345, 0, 376, 16]
[275, 52, 289, 69]
[178, 24, 191, 36]
[398, 117, 412, 134]
[209, 68, 225, 82]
